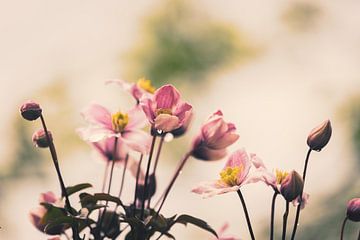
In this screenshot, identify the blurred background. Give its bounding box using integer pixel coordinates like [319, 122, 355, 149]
[1, 0, 360, 239]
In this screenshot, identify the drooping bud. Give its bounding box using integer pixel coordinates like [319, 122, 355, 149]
[346, 198, 360, 222]
[307, 120, 332, 151]
[280, 170, 304, 202]
[32, 129, 52, 148]
[136, 174, 157, 202]
[20, 100, 42, 121]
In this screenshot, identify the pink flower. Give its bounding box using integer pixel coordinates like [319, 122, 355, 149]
[292, 192, 310, 210]
[191, 149, 257, 198]
[91, 137, 144, 179]
[140, 84, 193, 133]
[29, 192, 62, 234]
[191, 110, 239, 161]
[78, 104, 150, 154]
[106, 78, 155, 103]
[211, 223, 241, 240]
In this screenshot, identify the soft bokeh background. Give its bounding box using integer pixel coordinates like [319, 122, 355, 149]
[1, 0, 360, 239]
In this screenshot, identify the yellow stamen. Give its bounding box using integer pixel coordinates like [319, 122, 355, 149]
[275, 169, 289, 185]
[220, 165, 243, 186]
[155, 108, 172, 116]
[137, 78, 156, 94]
[111, 111, 129, 133]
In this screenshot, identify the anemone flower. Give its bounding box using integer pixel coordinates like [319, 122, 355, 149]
[78, 104, 150, 154]
[191, 110, 239, 161]
[191, 149, 258, 198]
[106, 78, 156, 103]
[140, 84, 193, 133]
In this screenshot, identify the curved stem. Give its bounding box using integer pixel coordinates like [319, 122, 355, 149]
[140, 135, 157, 220]
[155, 151, 192, 216]
[118, 154, 129, 198]
[237, 189, 256, 240]
[282, 201, 290, 240]
[147, 136, 165, 208]
[290, 148, 312, 240]
[340, 217, 348, 240]
[133, 154, 143, 216]
[270, 192, 278, 240]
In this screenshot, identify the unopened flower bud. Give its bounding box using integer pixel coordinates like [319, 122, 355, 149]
[20, 100, 42, 121]
[280, 170, 304, 202]
[307, 120, 332, 151]
[346, 198, 360, 222]
[32, 129, 52, 148]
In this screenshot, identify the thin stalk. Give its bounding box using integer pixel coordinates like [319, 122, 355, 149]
[40, 115, 80, 240]
[270, 192, 278, 240]
[282, 201, 290, 240]
[147, 136, 165, 208]
[358, 229, 360, 240]
[140, 136, 157, 220]
[133, 154, 143, 216]
[118, 154, 129, 198]
[237, 189, 256, 240]
[155, 151, 192, 216]
[101, 161, 110, 193]
[290, 148, 312, 240]
[340, 217, 348, 240]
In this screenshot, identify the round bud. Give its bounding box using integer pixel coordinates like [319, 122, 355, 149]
[20, 100, 42, 121]
[32, 129, 52, 148]
[347, 198, 360, 222]
[280, 170, 304, 202]
[307, 120, 332, 151]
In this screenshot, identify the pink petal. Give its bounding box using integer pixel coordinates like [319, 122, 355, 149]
[191, 144, 227, 161]
[81, 104, 112, 129]
[122, 130, 151, 154]
[154, 84, 180, 109]
[126, 105, 148, 129]
[140, 97, 156, 123]
[77, 127, 117, 142]
[191, 180, 240, 198]
[39, 191, 57, 204]
[154, 114, 180, 132]
[173, 102, 193, 123]
[211, 132, 239, 149]
[224, 149, 251, 185]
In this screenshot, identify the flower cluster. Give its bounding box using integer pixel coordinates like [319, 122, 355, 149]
[20, 79, 356, 240]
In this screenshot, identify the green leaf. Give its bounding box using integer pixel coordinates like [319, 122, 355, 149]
[44, 216, 75, 233]
[175, 214, 217, 238]
[64, 183, 92, 197]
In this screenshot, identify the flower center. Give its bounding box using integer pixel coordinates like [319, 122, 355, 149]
[155, 108, 173, 116]
[220, 165, 243, 186]
[137, 78, 156, 94]
[111, 112, 129, 133]
[275, 169, 288, 185]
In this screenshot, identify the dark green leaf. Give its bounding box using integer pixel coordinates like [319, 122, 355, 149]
[64, 183, 92, 197]
[175, 214, 217, 238]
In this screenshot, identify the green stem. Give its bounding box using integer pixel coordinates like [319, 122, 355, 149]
[282, 201, 290, 240]
[237, 189, 256, 240]
[270, 192, 278, 240]
[340, 217, 348, 240]
[140, 135, 157, 220]
[290, 148, 312, 240]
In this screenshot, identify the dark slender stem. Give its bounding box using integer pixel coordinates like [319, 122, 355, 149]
[340, 217, 348, 240]
[40, 115, 80, 240]
[290, 148, 312, 240]
[358, 229, 360, 240]
[101, 161, 110, 193]
[147, 136, 165, 208]
[237, 189, 256, 240]
[270, 192, 278, 240]
[282, 201, 290, 240]
[155, 152, 192, 216]
[133, 154, 143, 216]
[118, 154, 129, 198]
[140, 136, 157, 220]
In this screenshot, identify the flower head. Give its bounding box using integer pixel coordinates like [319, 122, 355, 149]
[140, 84, 193, 133]
[107, 78, 156, 103]
[78, 104, 150, 154]
[307, 119, 332, 151]
[32, 129, 52, 148]
[192, 149, 256, 198]
[20, 100, 42, 121]
[347, 198, 360, 222]
[191, 110, 239, 161]
[280, 171, 304, 202]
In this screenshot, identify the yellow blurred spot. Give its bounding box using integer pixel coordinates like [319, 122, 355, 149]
[220, 165, 243, 186]
[137, 78, 156, 94]
[112, 112, 129, 132]
[276, 169, 289, 185]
